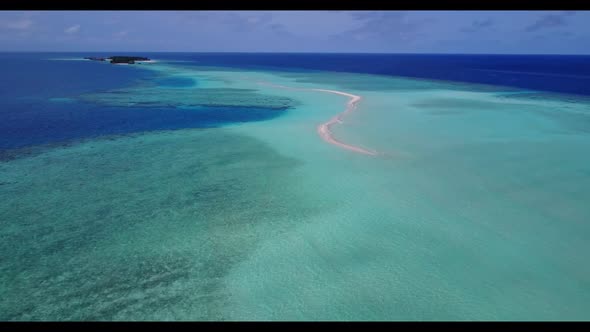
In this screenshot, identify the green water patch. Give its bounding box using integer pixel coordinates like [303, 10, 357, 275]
[411, 97, 511, 115]
[409, 95, 544, 117]
[413, 97, 502, 109]
[491, 92, 590, 135]
[80, 87, 300, 110]
[0, 139, 93, 162]
[155, 76, 197, 88]
[406, 91, 590, 138]
[0, 132, 175, 162]
[495, 91, 590, 104]
[272, 71, 523, 94]
[535, 108, 590, 135]
[0, 128, 330, 320]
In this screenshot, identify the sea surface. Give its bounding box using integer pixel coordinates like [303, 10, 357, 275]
[1, 52, 590, 320]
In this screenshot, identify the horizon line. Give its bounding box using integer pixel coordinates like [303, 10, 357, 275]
[1, 51, 590, 56]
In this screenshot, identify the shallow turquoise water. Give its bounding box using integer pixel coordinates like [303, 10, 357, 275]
[1, 59, 590, 320]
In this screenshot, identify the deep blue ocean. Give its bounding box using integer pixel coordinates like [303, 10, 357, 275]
[150, 52, 590, 95]
[0, 53, 284, 150]
[2, 52, 590, 150]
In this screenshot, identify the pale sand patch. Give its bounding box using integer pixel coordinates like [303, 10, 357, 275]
[257, 82, 379, 156]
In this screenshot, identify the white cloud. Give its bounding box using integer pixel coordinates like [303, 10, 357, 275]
[64, 24, 80, 34]
[0, 18, 33, 30]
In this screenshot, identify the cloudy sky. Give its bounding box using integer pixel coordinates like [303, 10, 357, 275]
[0, 11, 588, 54]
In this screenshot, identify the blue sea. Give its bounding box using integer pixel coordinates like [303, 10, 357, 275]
[1, 52, 590, 320]
[0, 53, 287, 150]
[2, 52, 590, 150]
[158, 52, 590, 95]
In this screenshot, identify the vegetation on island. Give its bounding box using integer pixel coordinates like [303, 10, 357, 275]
[84, 56, 151, 64]
[84, 57, 107, 61]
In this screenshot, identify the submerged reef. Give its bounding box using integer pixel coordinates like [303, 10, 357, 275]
[80, 87, 300, 110]
[0, 128, 325, 320]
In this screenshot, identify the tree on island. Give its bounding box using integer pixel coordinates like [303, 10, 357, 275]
[85, 56, 150, 64]
[108, 56, 151, 64]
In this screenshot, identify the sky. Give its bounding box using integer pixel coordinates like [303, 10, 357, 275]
[0, 10, 589, 54]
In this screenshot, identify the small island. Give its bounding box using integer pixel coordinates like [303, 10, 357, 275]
[84, 56, 107, 61]
[84, 56, 151, 64]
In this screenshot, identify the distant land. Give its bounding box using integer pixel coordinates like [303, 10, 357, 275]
[84, 56, 151, 64]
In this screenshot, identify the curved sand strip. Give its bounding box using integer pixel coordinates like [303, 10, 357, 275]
[257, 82, 378, 156]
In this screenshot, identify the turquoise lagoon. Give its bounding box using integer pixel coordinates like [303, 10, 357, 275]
[1, 54, 590, 320]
